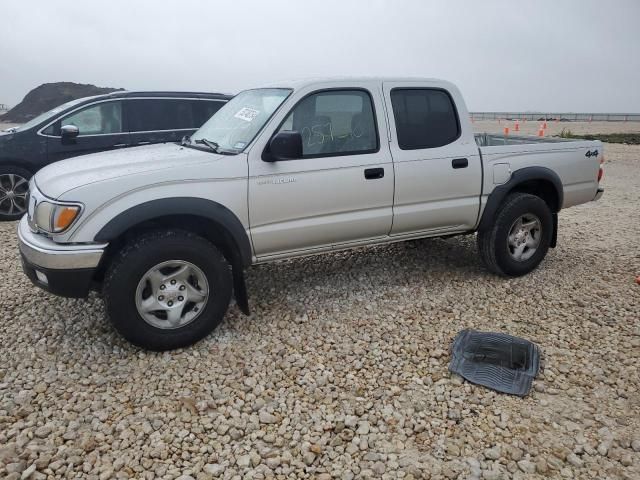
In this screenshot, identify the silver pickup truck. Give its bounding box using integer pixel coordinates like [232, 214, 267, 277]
[18, 77, 604, 350]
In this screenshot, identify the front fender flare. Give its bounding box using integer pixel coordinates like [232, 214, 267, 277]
[94, 197, 252, 267]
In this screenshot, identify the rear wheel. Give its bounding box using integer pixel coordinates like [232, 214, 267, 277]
[477, 193, 553, 276]
[104, 230, 232, 350]
[0, 166, 31, 221]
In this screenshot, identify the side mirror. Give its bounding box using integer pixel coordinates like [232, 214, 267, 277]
[265, 131, 302, 161]
[61, 124, 79, 143]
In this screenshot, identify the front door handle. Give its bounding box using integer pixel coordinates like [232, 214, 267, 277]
[113, 143, 128, 148]
[364, 168, 384, 180]
[452, 158, 468, 169]
[137, 141, 151, 145]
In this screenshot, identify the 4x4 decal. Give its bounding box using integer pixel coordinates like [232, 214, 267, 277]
[585, 149, 599, 158]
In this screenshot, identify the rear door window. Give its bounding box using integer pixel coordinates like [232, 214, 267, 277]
[390, 89, 460, 149]
[127, 99, 197, 132]
[191, 100, 226, 126]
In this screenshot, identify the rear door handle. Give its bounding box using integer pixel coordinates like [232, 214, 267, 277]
[113, 143, 128, 148]
[364, 168, 384, 180]
[452, 158, 468, 169]
[137, 141, 151, 145]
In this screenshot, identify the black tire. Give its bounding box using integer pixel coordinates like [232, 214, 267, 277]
[0, 165, 32, 221]
[104, 230, 232, 350]
[477, 193, 553, 277]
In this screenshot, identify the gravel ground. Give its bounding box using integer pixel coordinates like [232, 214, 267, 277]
[1, 123, 639, 479]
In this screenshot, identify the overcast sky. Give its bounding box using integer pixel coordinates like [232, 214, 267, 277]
[1, 0, 639, 112]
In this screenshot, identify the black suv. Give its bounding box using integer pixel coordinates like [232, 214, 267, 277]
[0, 91, 231, 220]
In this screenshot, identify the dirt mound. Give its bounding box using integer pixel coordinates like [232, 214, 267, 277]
[0, 82, 124, 123]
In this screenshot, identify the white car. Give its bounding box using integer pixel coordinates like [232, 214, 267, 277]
[18, 77, 604, 350]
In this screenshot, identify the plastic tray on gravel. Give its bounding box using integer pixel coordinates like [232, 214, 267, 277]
[449, 328, 540, 396]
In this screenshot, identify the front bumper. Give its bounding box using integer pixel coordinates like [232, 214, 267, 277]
[18, 216, 107, 297]
[593, 187, 604, 201]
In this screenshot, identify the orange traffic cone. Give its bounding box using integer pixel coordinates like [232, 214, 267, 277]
[538, 128, 544, 137]
[514, 121, 520, 132]
[504, 127, 510, 136]
[542, 121, 548, 129]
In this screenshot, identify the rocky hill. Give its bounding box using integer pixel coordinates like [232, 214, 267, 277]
[0, 82, 124, 123]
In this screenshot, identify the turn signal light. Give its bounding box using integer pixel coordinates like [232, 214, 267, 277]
[597, 167, 604, 182]
[53, 206, 80, 231]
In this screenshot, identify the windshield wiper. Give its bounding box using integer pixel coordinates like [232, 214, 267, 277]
[195, 138, 220, 153]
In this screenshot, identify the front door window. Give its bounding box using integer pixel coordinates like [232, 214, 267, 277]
[61, 101, 122, 136]
[277, 90, 378, 157]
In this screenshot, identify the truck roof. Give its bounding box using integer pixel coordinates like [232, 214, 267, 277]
[103, 91, 233, 100]
[257, 76, 451, 90]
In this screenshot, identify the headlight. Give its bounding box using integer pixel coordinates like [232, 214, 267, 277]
[33, 201, 82, 233]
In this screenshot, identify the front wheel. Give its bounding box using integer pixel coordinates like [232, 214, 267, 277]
[104, 230, 232, 350]
[0, 166, 31, 221]
[477, 193, 553, 277]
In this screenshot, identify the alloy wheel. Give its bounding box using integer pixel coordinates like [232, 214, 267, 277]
[135, 260, 210, 329]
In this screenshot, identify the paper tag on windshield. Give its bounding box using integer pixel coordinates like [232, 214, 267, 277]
[234, 107, 260, 122]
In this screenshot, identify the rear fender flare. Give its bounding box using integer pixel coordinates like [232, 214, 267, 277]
[478, 166, 564, 232]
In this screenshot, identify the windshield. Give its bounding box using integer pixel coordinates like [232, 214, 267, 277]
[190, 88, 291, 153]
[15, 97, 90, 131]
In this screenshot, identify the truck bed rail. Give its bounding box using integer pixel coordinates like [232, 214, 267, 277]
[475, 133, 575, 147]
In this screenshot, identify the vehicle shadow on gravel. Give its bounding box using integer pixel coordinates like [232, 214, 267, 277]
[36, 235, 484, 352]
[242, 235, 484, 315]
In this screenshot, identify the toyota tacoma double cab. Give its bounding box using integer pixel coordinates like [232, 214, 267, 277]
[18, 78, 604, 350]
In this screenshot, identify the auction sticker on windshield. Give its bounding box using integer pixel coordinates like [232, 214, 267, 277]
[234, 107, 260, 122]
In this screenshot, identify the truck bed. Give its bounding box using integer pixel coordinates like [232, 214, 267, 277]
[474, 133, 602, 211]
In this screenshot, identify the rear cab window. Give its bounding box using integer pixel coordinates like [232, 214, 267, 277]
[390, 88, 460, 149]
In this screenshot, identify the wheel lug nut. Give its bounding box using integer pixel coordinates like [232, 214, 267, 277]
[168, 301, 173, 307]
[160, 285, 166, 290]
[179, 285, 185, 291]
[178, 296, 184, 301]
[158, 295, 164, 301]
[170, 279, 176, 285]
